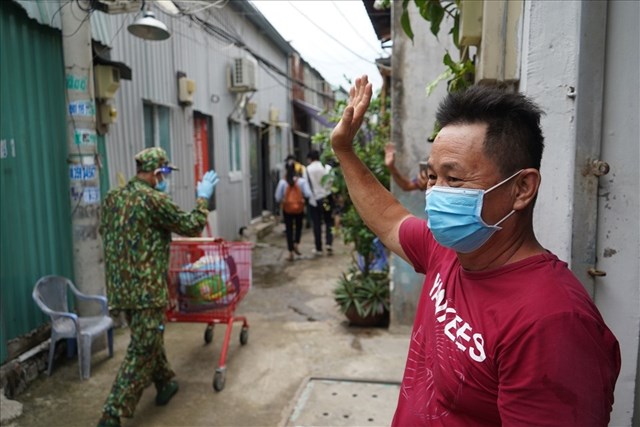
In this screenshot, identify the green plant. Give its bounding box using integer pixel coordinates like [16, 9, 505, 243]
[315, 92, 390, 274]
[312, 89, 391, 320]
[333, 266, 390, 318]
[375, 0, 474, 140]
[397, 0, 475, 95]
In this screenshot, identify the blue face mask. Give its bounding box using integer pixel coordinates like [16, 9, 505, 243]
[154, 165, 172, 193]
[424, 170, 522, 253]
[155, 177, 168, 193]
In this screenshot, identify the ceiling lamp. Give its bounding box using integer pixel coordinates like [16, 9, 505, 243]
[128, 10, 170, 41]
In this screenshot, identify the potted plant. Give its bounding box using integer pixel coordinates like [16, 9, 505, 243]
[334, 253, 390, 327]
[314, 91, 392, 327]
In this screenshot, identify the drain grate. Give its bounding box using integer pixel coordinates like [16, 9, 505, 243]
[284, 378, 400, 426]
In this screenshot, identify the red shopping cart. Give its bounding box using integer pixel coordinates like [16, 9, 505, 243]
[167, 237, 253, 391]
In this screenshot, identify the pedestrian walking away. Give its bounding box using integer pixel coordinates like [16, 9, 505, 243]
[305, 149, 335, 256]
[275, 158, 312, 261]
[97, 147, 220, 427]
[331, 75, 621, 426]
[285, 153, 306, 177]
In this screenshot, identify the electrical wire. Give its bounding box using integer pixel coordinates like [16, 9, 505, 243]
[62, 5, 93, 38]
[187, 13, 334, 99]
[188, 13, 241, 45]
[211, 4, 242, 41]
[75, 0, 93, 13]
[259, 61, 292, 93]
[50, 0, 72, 28]
[178, 0, 228, 16]
[92, 10, 137, 61]
[331, 1, 383, 57]
[287, 1, 378, 65]
[119, 1, 339, 98]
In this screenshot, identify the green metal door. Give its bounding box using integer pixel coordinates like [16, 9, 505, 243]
[0, 1, 74, 363]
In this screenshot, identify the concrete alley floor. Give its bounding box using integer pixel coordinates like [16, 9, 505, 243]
[10, 222, 411, 427]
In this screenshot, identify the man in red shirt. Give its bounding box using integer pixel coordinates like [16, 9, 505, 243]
[331, 75, 620, 426]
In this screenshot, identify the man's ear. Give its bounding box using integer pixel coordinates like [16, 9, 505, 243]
[513, 168, 541, 211]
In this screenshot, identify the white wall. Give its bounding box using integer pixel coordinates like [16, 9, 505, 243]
[592, 1, 640, 424]
[520, 0, 581, 261]
[389, 1, 456, 325]
[521, 1, 639, 423]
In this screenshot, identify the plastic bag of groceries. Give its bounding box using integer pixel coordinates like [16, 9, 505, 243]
[178, 255, 230, 302]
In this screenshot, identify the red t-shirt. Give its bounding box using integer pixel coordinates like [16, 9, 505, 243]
[393, 217, 620, 426]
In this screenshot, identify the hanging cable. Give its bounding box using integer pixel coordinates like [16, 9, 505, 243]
[287, 1, 378, 65]
[331, 1, 384, 57]
[186, 13, 335, 99]
[178, 0, 229, 16]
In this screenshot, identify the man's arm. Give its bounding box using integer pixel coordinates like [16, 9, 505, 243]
[414, 169, 429, 191]
[391, 171, 420, 192]
[331, 75, 413, 263]
[384, 143, 420, 191]
[151, 170, 219, 236]
[152, 195, 209, 237]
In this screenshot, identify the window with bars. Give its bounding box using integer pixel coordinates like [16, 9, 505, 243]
[143, 103, 171, 157]
[228, 119, 241, 172]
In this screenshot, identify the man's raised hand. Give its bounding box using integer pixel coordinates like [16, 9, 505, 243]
[196, 170, 219, 200]
[330, 75, 373, 154]
[384, 142, 397, 170]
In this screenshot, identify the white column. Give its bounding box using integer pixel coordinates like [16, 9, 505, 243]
[60, 0, 105, 316]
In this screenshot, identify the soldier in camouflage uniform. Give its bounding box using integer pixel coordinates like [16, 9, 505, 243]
[97, 147, 219, 427]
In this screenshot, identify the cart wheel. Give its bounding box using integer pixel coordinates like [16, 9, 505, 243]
[204, 326, 213, 344]
[239, 327, 249, 346]
[213, 370, 226, 392]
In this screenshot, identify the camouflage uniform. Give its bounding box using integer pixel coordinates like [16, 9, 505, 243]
[100, 147, 209, 419]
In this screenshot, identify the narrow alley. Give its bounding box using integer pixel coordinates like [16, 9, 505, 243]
[9, 223, 411, 427]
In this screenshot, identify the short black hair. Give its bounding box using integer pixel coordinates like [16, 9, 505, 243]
[307, 150, 320, 161]
[435, 85, 545, 177]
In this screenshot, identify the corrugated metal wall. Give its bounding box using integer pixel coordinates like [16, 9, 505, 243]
[102, 2, 291, 240]
[13, 0, 112, 46]
[0, 1, 74, 363]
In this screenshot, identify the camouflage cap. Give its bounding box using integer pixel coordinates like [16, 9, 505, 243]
[134, 147, 179, 172]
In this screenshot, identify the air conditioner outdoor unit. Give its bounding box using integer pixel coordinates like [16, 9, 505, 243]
[93, 0, 143, 14]
[228, 57, 258, 92]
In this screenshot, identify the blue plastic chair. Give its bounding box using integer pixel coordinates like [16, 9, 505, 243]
[32, 275, 114, 380]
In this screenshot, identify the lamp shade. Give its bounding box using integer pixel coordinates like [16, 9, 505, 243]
[128, 11, 170, 41]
